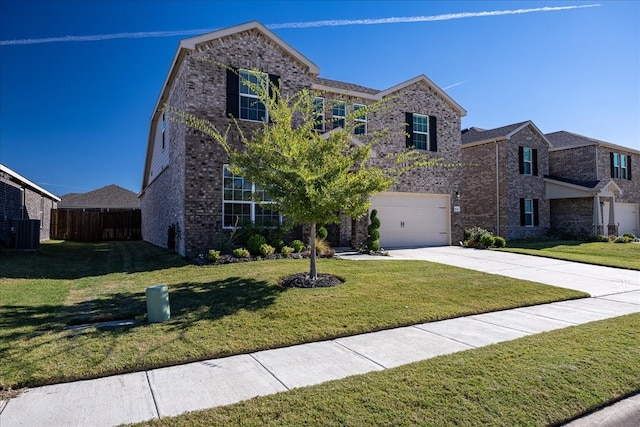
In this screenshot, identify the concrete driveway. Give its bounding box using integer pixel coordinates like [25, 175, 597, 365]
[339, 246, 640, 298]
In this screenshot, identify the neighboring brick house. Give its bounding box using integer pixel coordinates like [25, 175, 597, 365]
[545, 131, 639, 236]
[461, 121, 551, 240]
[0, 163, 60, 248]
[140, 21, 467, 257]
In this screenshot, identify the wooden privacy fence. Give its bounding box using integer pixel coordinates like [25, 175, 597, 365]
[50, 209, 141, 242]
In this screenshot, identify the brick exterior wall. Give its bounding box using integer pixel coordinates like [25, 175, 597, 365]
[549, 146, 597, 181]
[462, 125, 550, 241]
[550, 198, 593, 236]
[596, 146, 639, 205]
[0, 170, 57, 247]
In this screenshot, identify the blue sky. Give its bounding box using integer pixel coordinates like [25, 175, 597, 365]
[1, 1, 638, 196]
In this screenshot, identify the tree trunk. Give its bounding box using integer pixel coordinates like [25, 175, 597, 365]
[309, 223, 317, 280]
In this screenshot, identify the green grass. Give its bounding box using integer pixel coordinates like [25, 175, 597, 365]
[134, 313, 640, 427]
[497, 240, 640, 270]
[0, 241, 586, 388]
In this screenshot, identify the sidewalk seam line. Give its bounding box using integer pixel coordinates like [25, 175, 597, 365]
[409, 325, 480, 349]
[332, 340, 388, 369]
[248, 354, 291, 391]
[145, 371, 162, 420]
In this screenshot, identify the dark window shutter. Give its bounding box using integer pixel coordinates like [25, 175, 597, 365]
[518, 147, 524, 175]
[429, 116, 438, 152]
[519, 198, 525, 226]
[268, 74, 280, 100]
[405, 112, 413, 148]
[533, 199, 539, 226]
[610, 152, 615, 178]
[226, 68, 239, 118]
[532, 148, 539, 176]
[628, 155, 632, 180]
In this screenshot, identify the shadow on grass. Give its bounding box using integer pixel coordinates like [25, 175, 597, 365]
[0, 240, 187, 280]
[0, 276, 283, 348]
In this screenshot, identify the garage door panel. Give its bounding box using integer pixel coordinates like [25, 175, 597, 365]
[371, 193, 450, 248]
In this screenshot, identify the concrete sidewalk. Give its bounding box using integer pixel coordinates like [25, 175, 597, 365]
[1, 248, 639, 426]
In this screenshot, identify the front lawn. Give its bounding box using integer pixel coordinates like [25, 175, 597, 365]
[134, 313, 640, 427]
[498, 240, 640, 270]
[0, 241, 586, 388]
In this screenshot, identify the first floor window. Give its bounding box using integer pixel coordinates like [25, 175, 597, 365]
[520, 198, 539, 227]
[223, 166, 281, 228]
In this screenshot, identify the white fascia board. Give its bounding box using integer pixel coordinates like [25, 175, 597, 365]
[0, 164, 61, 201]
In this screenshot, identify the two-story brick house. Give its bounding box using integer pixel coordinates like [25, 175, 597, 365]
[545, 131, 639, 236]
[140, 21, 467, 257]
[461, 121, 551, 240]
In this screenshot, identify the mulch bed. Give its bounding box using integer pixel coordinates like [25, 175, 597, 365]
[279, 273, 344, 288]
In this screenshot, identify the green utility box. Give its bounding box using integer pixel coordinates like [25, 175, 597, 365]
[146, 285, 170, 323]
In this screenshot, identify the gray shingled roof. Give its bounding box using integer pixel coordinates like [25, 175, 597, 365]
[461, 121, 530, 145]
[546, 175, 600, 189]
[59, 184, 140, 209]
[545, 130, 603, 148]
[313, 77, 380, 95]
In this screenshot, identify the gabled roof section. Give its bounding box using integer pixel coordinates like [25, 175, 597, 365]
[461, 120, 550, 147]
[545, 176, 623, 199]
[59, 184, 140, 209]
[546, 130, 640, 154]
[0, 163, 60, 201]
[378, 75, 467, 117]
[312, 77, 380, 98]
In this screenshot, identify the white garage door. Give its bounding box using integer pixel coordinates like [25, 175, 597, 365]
[371, 192, 450, 248]
[603, 202, 639, 236]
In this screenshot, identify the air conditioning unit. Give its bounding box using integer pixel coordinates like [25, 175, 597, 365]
[11, 219, 40, 250]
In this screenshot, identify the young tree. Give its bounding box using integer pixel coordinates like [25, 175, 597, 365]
[167, 63, 445, 282]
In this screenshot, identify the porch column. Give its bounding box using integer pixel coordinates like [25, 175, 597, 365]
[608, 196, 618, 236]
[593, 195, 602, 235]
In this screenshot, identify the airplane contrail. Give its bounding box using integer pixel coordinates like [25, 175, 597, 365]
[0, 4, 600, 46]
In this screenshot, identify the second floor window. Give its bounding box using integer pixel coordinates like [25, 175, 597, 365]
[611, 152, 632, 180]
[519, 146, 538, 176]
[405, 112, 437, 151]
[332, 100, 346, 129]
[354, 104, 367, 135]
[239, 69, 268, 122]
[313, 97, 324, 131]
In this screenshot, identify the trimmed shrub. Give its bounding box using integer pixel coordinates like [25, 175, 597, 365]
[272, 239, 285, 252]
[233, 248, 250, 258]
[479, 233, 495, 248]
[364, 209, 382, 253]
[280, 246, 294, 256]
[623, 233, 636, 240]
[247, 234, 267, 255]
[259, 243, 275, 257]
[614, 236, 632, 243]
[208, 249, 221, 262]
[317, 225, 328, 241]
[493, 236, 506, 248]
[290, 239, 305, 253]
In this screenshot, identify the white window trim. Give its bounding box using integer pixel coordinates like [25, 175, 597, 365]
[332, 100, 346, 129]
[413, 113, 429, 151]
[523, 147, 533, 175]
[524, 198, 534, 227]
[239, 69, 269, 123]
[354, 103, 367, 135]
[222, 165, 281, 229]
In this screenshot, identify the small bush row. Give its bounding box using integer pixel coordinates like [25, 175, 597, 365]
[463, 227, 506, 249]
[594, 233, 637, 244]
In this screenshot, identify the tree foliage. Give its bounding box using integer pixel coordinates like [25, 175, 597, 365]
[166, 60, 447, 280]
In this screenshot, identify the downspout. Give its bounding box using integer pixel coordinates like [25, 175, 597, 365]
[495, 141, 500, 236]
